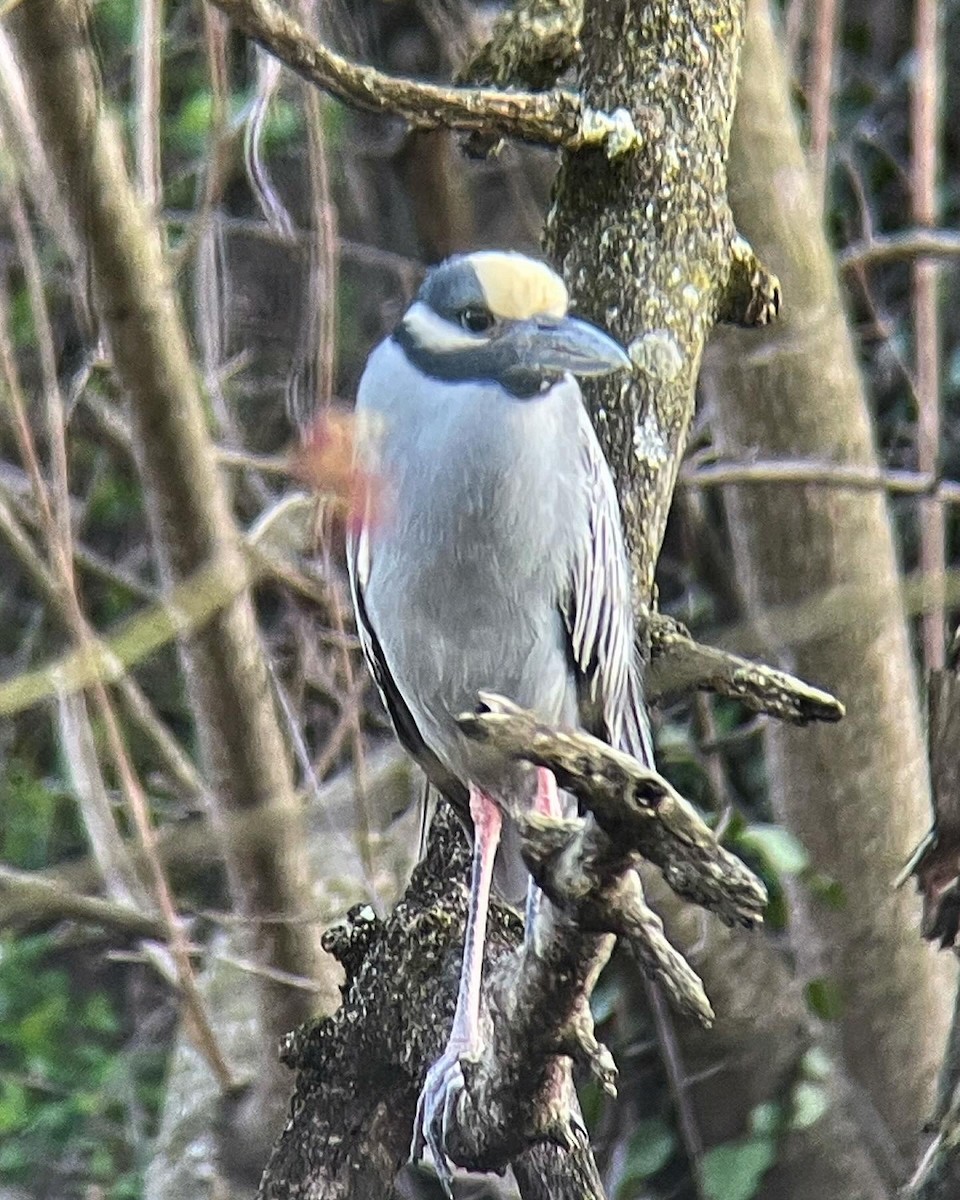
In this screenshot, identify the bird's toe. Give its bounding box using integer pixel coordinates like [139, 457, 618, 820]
[410, 1044, 477, 1197]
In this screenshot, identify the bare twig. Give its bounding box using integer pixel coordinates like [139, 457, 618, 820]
[839, 228, 960, 271]
[0, 862, 167, 940]
[806, 0, 837, 201]
[681, 457, 960, 501]
[134, 0, 163, 210]
[912, 0, 944, 669]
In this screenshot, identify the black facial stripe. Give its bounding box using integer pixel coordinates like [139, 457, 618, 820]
[393, 324, 557, 399]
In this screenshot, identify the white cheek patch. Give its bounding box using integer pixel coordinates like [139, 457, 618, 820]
[401, 302, 488, 354]
[356, 522, 371, 589]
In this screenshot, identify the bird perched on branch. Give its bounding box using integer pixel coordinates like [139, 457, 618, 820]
[347, 250, 652, 1189]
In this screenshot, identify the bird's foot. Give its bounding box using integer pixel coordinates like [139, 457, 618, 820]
[410, 1039, 479, 1198]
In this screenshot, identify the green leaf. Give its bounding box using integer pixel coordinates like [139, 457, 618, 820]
[737, 824, 809, 876]
[808, 873, 846, 908]
[83, 993, 120, 1037]
[804, 977, 844, 1020]
[800, 1045, 832, 1082]
[748, 1101, 782, 1137]
[0, 1081, 28, 1134]
[790, 1082, 830, 1131]
[616, 1118, 677, 1192]
[703, 1137, 776, 1200]
[171, 91, 217, 153]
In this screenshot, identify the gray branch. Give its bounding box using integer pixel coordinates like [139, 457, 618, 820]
[207, 0, 659, 154]
[647, 611, 845, 725]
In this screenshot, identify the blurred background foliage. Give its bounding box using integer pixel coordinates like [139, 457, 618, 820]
[0, 0, 957, 1197]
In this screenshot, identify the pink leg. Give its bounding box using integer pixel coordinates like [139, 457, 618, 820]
[524, 767, 560, 939]
[450, 786, 502, 1045]
[534, 765, 561, 819]
[411, 785, 501, 1189]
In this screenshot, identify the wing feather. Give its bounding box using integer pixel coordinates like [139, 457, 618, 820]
[565, 407, 654, 767]
[347, 525, 469, 811]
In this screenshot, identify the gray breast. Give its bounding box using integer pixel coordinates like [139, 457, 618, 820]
[358, 338, 588, 795]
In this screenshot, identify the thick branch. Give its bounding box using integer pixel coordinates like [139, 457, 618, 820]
[376, 696, 766, 1175]
[206, 0, 658, 152]
[267, 710, 765, 1192]
[647, 611, 845, 724]
[457, 0, 582, 90]
[460, 694, 767, 929]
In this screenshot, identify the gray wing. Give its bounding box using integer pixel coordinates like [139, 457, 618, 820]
[565, 407, 655, 767]
[347, 523, 470, 812]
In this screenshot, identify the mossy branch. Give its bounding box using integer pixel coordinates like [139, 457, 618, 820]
[207, 0, 658, 153]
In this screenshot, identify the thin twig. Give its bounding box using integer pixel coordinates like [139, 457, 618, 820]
[839, 228, 960, 271]
[644, 977, 706, 1199]
[806, 0, 837, 203]
[293, 0, 339, 430]
[681, 457, 960, 502]
[912, 0, 944, 669]
[134, 0, 164, 212]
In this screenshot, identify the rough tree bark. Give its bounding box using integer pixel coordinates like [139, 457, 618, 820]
[703, 0, 954, 1162]
[251, 0, 784, 1197]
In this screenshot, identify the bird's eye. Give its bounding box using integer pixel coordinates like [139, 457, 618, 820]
[458, 306, 494, 334]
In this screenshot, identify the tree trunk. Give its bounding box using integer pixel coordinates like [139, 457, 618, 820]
[703, 0, 954, 1161]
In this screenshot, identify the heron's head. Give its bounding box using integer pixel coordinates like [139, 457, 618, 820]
[394, 251, 630, 397]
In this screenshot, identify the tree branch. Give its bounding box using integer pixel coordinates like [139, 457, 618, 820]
[681, 457, 960, 501]
[647, 611, 845, 724]
[839, 228, 960, 272]
[0, 862, 167, 941]
[456, 0, 582, 91]
[206, 0, 659, 153]
[460, 694, 767, 931]
[717, 233, 782, 327]
[269, 707, 765, 1193]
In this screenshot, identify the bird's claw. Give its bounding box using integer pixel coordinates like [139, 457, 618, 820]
[410, 1042, 477, 1198]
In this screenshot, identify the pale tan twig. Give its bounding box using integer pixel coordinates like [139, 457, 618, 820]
[806, 0, 837, 203]
[294, 0, 339, 429]
[839, 229, 960, 271]
[681, 458, 960, 502]
[0, 231, 234, 1094]
[0, 862, 167, 940]
[134, 0, 164, 212]
[912, 0, 944, 669]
